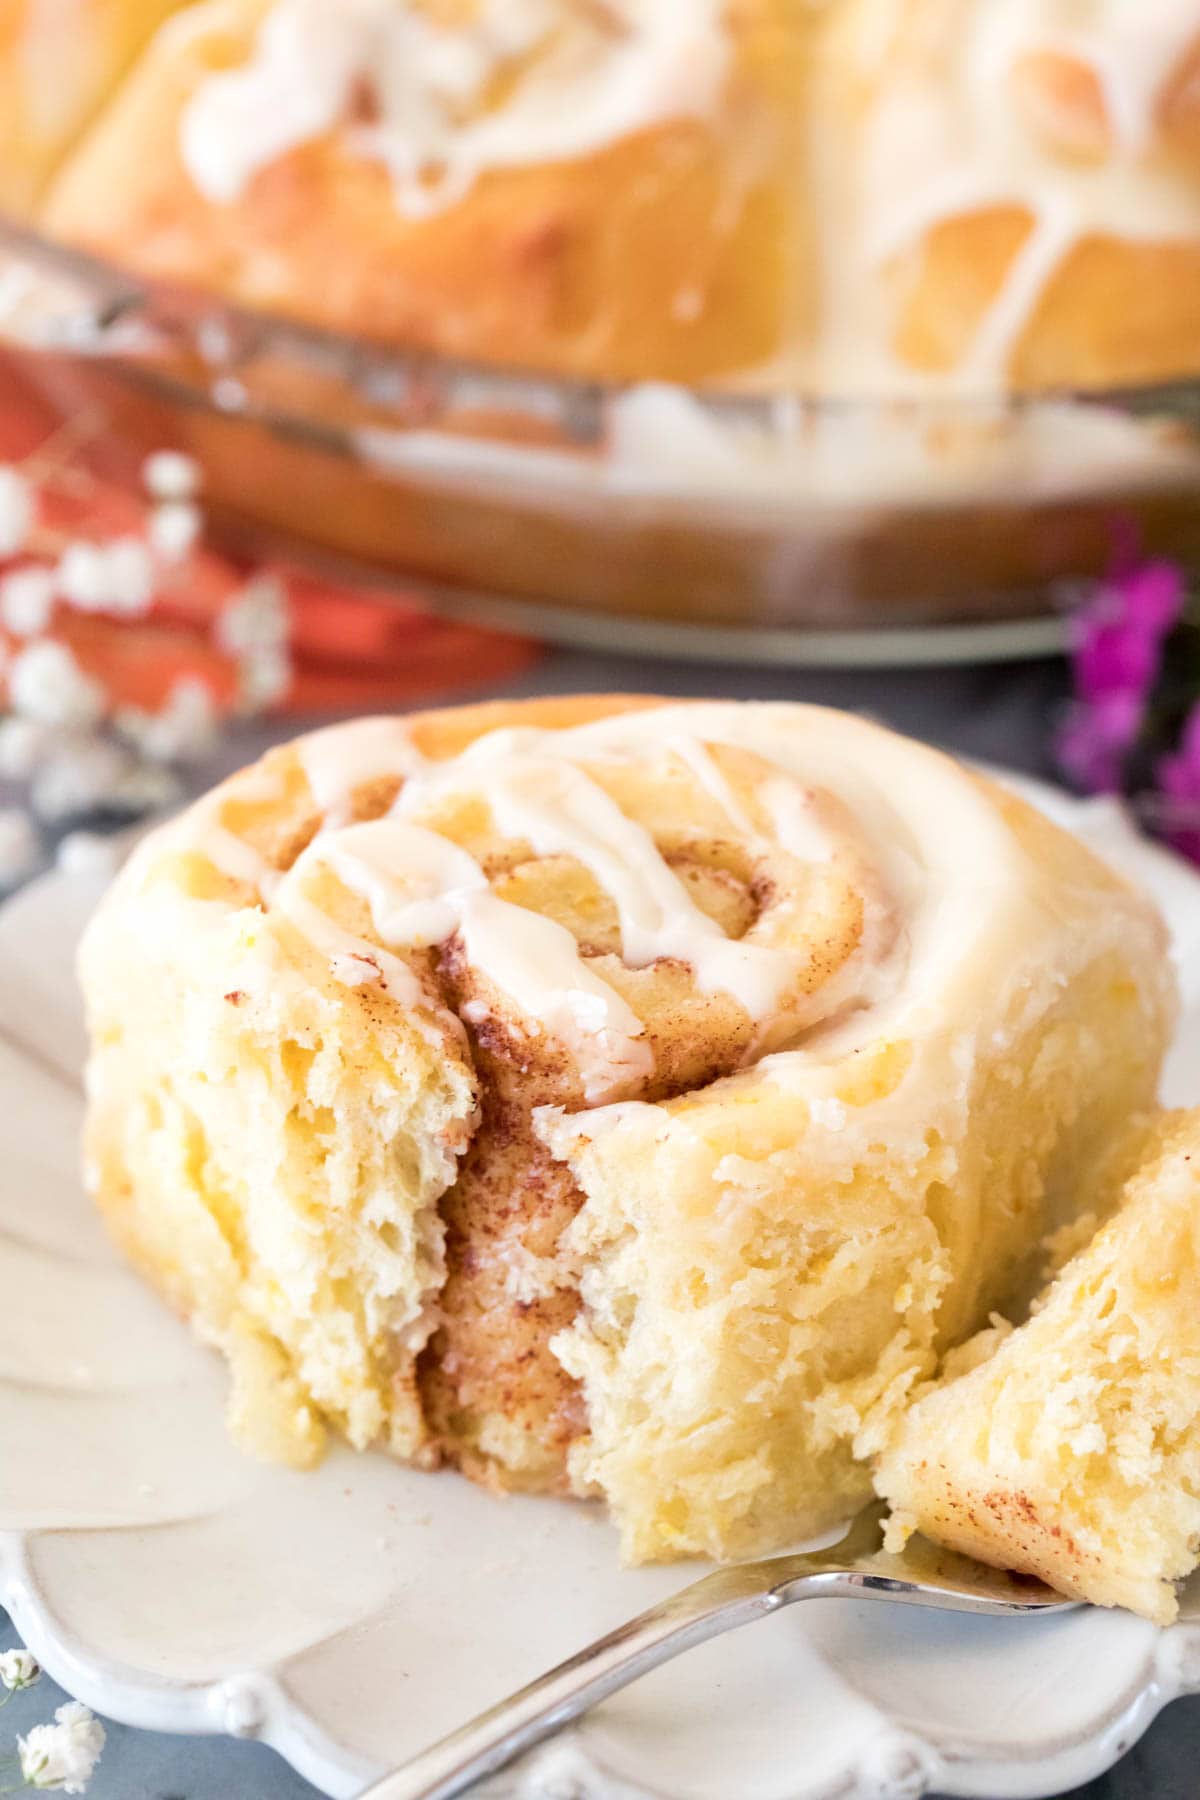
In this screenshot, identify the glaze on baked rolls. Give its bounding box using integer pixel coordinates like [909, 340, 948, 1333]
[33, 0, 1200, 391]
[42, 0, 808, 384]
[836, 0, 1200, 391]
[80, 697, 1175, 1560]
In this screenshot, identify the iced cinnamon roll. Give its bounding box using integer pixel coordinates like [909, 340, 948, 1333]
[833, 0, 1200, 391]
[80, 696, 1175, 1560]
[32, 0, 1200, 391]
[41, 0, 808, 384]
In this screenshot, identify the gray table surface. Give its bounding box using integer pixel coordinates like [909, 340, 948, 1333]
[3, 643, 1197, 1800]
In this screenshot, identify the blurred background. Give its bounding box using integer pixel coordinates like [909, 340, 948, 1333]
[3, 0, 1200, 885]
[2, 3, 1200, 1796]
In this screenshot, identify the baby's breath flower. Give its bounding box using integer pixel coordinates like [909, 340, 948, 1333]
[17, 1701, 105, 1793]
[142, 449, 201, 503]
[25, 735, 180, 824]
[29, 737, 134, 823]
[148, 499, 203, 564]
[55, 543, 109, 613]
[8, 641, 106, 730]
[114, 677, 219, 765]
[0, 1648, 39, 1692]
[58, 539, 154, 618]
[217, 573, 289, 656]
[101, 538, 155, 618]
[0, 567, 55, 639]
[216, 575, 293, 711]
[237, 644, 292, 713]
[106, 762, 183, 815]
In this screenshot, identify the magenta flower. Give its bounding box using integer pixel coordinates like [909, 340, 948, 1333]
[1056, 688, 1144, 795]
[1071, 559, 1184, 705]
[1057, 556, 1186, 800]
[1156, 702, 1200, 864]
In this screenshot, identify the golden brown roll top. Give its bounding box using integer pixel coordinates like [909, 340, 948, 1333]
[80, 697, 1175, 1560]
[41, 0, 810, 383]
[839, 0, 1200, 390]
[28, 0, 1200, 391]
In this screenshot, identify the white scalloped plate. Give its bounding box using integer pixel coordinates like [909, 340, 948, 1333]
[2, 774, 1200, 1800]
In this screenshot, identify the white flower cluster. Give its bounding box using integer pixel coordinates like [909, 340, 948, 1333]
[114, 676, 219, 766]
[143, 448, 203, 564]
[55, 830, 122, 878]
[0, 444, 295, 893]
[57, 537, 154, 618]
[17, 1700, 106, 1793]
[0, 567, 54, 637]
[0, 1649, 39, 1693]
[7, 641, 106, 729]
[0, 450, 202, 638]
[0, 1641, 104, 1795]
[217, 573, 293, 713]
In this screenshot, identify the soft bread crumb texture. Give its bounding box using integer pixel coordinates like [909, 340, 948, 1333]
[81, 788, 479, 1467]
[536, 946, 1172, 1563]
[79, 695, 1176, 1562]
[877, 1112, 1200, 1624]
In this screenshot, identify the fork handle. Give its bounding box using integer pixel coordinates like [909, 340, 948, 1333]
[354, 1561, 812, 1800]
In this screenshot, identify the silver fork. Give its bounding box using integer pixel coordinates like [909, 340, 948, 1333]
[356, 1502, 1076, 1800]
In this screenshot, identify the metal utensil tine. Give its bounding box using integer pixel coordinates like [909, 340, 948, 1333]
[355, 1504, 1075, 1800]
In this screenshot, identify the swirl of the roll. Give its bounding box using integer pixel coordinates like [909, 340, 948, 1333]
[80, 696, 1175, 1559]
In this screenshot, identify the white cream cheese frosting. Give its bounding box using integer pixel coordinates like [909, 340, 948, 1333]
[853, 0, 1200, 385]
[180, 0, 730, 215]
[79, 698, 1177, 1559]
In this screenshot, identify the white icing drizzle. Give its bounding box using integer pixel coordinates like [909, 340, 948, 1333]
[964, 199, 1081, 387]
[392, 737, 857, 1022]
[172, 0, 1200, 395]
[292, 817, 652, 1103]
[860, 0, 1200, 387]
[660, 733, 759, 840]
[201, 819, 280, 896]
[298, 716, 423, 813]
[180, 0, 729, 217]
[329, 950, 384, 987]
[146, 771, 283, 897]
[1048, 1, 1196, 155]
[758, 775, 835, 867]
[172, 703, 1042, 1107]
[272, 878, 430, 1011]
